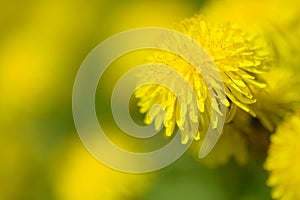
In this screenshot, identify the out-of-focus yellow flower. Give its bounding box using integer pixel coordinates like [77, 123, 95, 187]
[203, 0, 300, 31]
[135, 15, 270, 144]
[264, 112, 300, 200]
[266, 15, 300, 71]
[251, 14, 300, 132]
[54, 139, 152, 200]
[252, 67, 300, 132]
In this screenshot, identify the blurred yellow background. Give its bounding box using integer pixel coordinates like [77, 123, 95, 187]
[0, 1, 202, 199]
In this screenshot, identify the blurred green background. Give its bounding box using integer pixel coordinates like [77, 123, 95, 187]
[0, 0, 277, 199]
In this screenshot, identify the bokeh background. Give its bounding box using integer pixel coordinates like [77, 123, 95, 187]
[1, 0, 299, 199]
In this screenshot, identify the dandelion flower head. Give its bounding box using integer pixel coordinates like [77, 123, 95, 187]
[264, 112, 300, 200]
[135, 15, 270, 143]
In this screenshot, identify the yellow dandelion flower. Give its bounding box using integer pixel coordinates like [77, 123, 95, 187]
[54, 140, 152, 200]
[251, 14, 300, 132]
[135, 15, 270, 143]
[264, 112, 300, 200]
